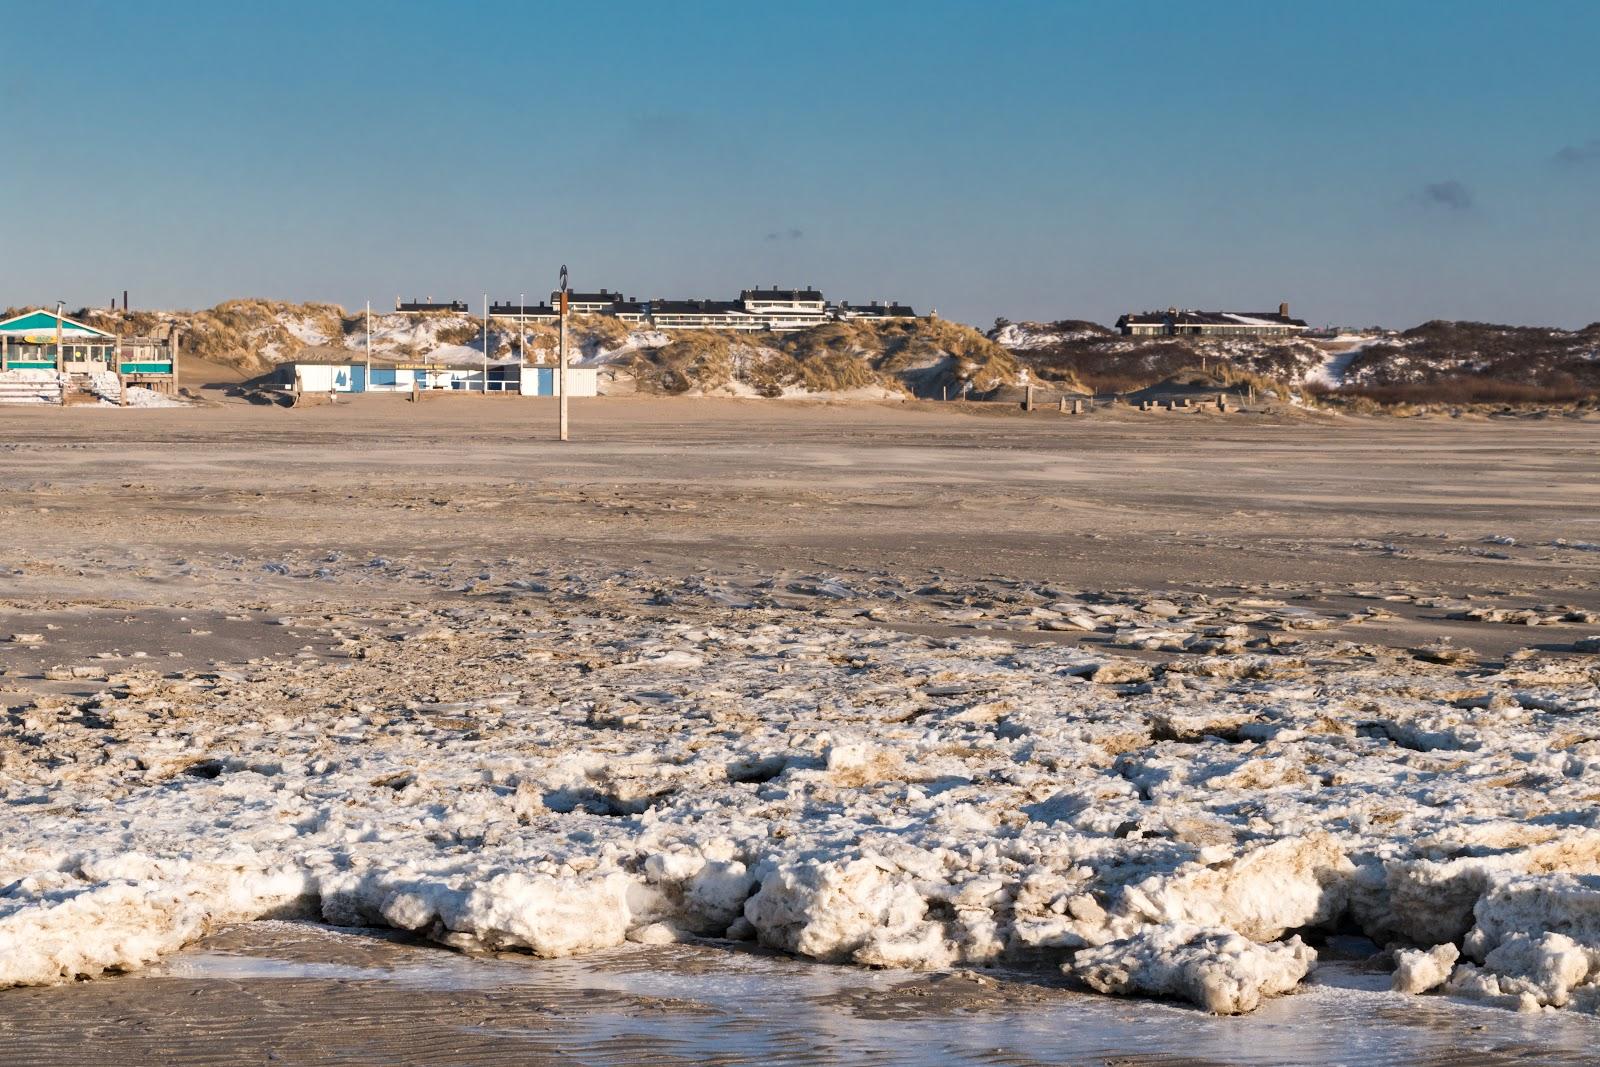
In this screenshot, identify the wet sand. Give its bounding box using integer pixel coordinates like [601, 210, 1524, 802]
[3, 397, 1599, 1064]
[4, 921, 1599, 1067]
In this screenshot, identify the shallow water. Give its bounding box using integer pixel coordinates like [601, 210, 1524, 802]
[4, 921, 1593, 1067]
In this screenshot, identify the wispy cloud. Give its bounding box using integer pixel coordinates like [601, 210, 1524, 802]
[1554, 138, 1600, 167]
[764, 228, 804, 242]
[1417, 179, 1473, 212]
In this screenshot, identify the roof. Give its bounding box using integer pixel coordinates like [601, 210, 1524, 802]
[489, 302, 557, 317]
[397, 300, 469, 313]
[741, 287, 824, 302]
[1117, 309, 1309, 329]
[0, 309, 113, 338]
[553, 290, 625, 304]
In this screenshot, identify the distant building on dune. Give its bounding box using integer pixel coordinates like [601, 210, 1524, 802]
[396, 298, 470, 314]
[403, 286, 921, 332]
[488, 301, 559, 323]
[610, 299, 650, 324]
[648, 299, 750, 330]
[833, 300, 918, 321]
[1116, 303, 1308, 338]
[551, 289, 633, 315]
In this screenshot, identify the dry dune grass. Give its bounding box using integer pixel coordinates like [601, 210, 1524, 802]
[786, 318, 1031, 395]
[622, 318, 1031, 398]
[188, 301, 348, 372]
[630, 331, 755, 395]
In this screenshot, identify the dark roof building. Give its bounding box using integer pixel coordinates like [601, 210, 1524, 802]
[835, 300, 917, 319]
[397, 298, 470, 314]
[1116, 303, 1309, 337]
[740, 286, 825, 304]
[551, 289, 633, 313]
[489, 301, 558, 319]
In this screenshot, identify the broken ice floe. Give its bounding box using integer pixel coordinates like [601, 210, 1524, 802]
[2, 564, 1600, 1018]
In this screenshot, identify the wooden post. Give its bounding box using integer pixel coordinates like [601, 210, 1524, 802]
[942, 385, 948, 402]
[1024, 385, 1034, 412]
[171, 331, 182, 396]
[558, 288, 570, 442]
[1057, 396, 1066, 413]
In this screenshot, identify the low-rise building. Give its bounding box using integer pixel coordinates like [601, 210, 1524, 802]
[648, 299, 753, 331]
[833, 300, 918, 321]
[396, 298, 470, 314]
[412, 286, 922, 332]
[489, 301, 559, 323]
[270, 359, 598, 397]
[611, 300, 649, 323]
[0, 309, 176, 391]
[1116, 303, 1308, 337]
[551, 289, 634, 315]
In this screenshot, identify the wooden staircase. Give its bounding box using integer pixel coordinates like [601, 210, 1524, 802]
[62, 376, 102, 406]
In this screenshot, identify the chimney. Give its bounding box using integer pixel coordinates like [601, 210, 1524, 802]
[1279, 301, 1289, 318]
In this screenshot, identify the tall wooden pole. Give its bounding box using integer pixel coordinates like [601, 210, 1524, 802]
[365, 301, 372, 393]
[558, 287, 570, 441]
[482, 294, 489, 394]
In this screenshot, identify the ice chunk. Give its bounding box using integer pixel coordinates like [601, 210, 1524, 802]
[1068, 923, 1316, 1014]
[1391, 942, 1459, 993]
[744, 857, 930, 964]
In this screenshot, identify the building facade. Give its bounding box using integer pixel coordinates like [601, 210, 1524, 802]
[424, 287, 921, 333]
[1116, 303, 1308, 338]
[0, 309, 175, 386]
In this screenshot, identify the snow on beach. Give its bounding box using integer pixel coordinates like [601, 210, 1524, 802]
[3, 561, 1600, 1017]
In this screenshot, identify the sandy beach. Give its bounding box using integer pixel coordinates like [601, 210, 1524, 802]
[3, 397, 1600, 1063]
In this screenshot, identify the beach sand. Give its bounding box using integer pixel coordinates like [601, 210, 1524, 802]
[2, 396, 1599, 1063]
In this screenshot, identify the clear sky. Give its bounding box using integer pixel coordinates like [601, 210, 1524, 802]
[4, 0, 1598, 328]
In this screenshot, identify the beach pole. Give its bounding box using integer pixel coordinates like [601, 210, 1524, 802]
[482, 294, 489, 395]
[365, 301, 372, 394]
[558, 264, 570, 442]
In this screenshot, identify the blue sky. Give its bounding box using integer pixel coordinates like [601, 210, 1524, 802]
[4, 0, 1598, 327]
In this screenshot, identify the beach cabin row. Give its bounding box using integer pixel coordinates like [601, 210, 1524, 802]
[271, 361, 598, 397]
